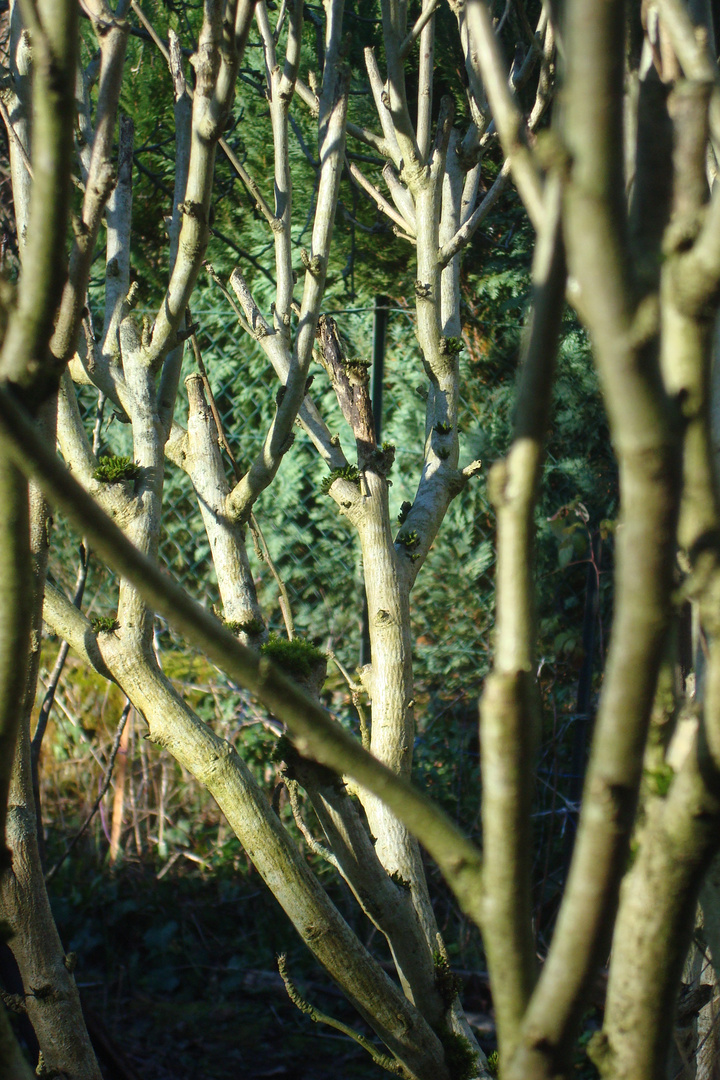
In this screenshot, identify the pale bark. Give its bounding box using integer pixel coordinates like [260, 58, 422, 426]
[144, 0, 256, 372]
[181, 373, 265, 639]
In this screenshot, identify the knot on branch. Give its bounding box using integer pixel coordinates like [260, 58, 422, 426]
[91, 161, 117, 203]
[535, 129, 572, 177]
[301, 248, 324, 276]
[625, 293, 660, 350]
[397, 501, 412, 525]
[125, 280, 140, 310]
[414, 280, 433, 300]
[370, 441, 395, 476]
[179, 200, 206, 224]
[72, 215, 90, 239]
[344, 359, 371, 386]
[663, 210, 706, 257]
[176, 321, 200, 342]
[35, 1050, 66, 1080]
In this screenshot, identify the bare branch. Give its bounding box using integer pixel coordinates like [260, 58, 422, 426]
[144, 0, 257, 371]
[439, 159, 511, 267]
[364, 47, 404, 170]
[450, 0, 544, 228]
[101, 115, 134, 360]
[480, 178, 565, 1062]
[183, 373, 267, 638]
[0, 0, 78, 397]
[382, 162, 417, 229]
[0, 97, 32, 180]
[51, 0, 129, 365]
[41, 577, 452, 1080]
[380, 0, 423, 176]
[399, 0, 441, 60]
[0, 452, 30, 862]
[226, 28, 351, 522]
[217, 266, 345, 469]
[220, 137, 276, 227]
[415, 0, 436, 162]
[506, 2, 682, 1073]
[204, 262, 253, 335]
[347, 157, 416, 236]
[257, 0, 304, 332]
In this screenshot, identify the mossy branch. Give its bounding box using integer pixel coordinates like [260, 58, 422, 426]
[92, 455, 140, 483]
[261, 633, 326, 679]
[321, 464, 360, 494]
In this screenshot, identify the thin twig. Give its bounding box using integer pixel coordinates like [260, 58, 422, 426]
[277, 954, 401, 1074]
[327, 651, 370, 749]
[346, 158, 416, 236]
[187, 306, 243, 481]
[399, 0, 440, 60]
[219, 137, 277, 227]
[273, 0, 288, 42]
[0, 97, 33, 179]
[204, 262, 253, 335]
[130, 0, 169, 60]
[45, 701, 132, 882]
[285, 778, 339, 867]
[248, 513, 295, 639]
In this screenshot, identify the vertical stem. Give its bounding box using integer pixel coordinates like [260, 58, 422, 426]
[0, 0, 77, 396]
[508, 1, 681, 1074]
[109, 719, 130, 863]
[416, 0, 435, 162]
[0, 452, 30, 860]
[479, 181, 565, 1061]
